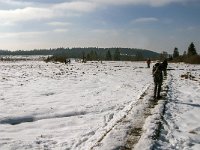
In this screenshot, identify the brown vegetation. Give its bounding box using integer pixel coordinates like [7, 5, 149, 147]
[45, 55, 67, 63]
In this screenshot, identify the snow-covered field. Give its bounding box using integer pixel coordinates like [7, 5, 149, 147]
[0, 60, 199, 150]
[156, 63, 200, 150]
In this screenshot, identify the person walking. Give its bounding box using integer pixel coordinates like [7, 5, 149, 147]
[162, 59, 168, 76]
[147, 58, 151, 68]
[152, 62, 163, 99]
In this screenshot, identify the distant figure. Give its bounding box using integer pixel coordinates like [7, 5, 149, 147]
[82, 57, 86, 63]
[65, 59, 71, 64]
[146, 58, 151, 68]
[162, 59, 168, 76]
[153, 62, 163, 99]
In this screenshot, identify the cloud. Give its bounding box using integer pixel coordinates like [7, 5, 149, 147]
[0, 0, 198, 51]
[0, 0, 33, 7]
[52, 1, 97, 12]
[0, 1, 96, 24]
[0, 31, 48, 38]
[132, 17, 158, 23]
[0, 0, 194, 24]
[83, 0, 191, 7]
[53, 29, 68, 33]
[47, 22, 71, 27]
[0, 22, 15, 26]
[0, 7, 55, 23]
[88, 28, 150, 49]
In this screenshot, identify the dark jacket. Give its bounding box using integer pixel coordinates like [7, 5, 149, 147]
[153, 63, 163, 84]
[162, 59, 168, 70]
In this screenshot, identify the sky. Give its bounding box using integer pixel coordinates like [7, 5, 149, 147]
[0, 0, 200, 53]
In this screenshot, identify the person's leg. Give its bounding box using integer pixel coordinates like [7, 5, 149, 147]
[164, 69, 167, 76]
[154, 83, 157, 98]
[157, 83, 162, 98]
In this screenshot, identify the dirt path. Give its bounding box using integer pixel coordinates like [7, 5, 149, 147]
[91, 77, 169, 150]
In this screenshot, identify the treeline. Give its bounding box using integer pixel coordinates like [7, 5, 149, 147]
[0, 47, 159, 61]
[170, 42, 200, 64]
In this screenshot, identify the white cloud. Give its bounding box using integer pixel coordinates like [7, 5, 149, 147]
[89, 28, 150, 48]
[0, 0, 198, 51]
[82, 0, 190, 7]
[132, 17, 158, 23]
[1, 0, 192, 6]
[47, 22, 71, 27]
[0, 22, 15, 26]
[92, 29, 119, 34]
[0, 31, 48, 38]
[0, 0, 33, 7]
[53, 29, 68, 33]
[0, 0, 193, 24]
[0, 1, 96, 24]
[53, 1, 97, 12]
[0, 7, 55, 23]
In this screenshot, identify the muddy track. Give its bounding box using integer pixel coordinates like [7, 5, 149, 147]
[122, 86, 161, 149]
[91, 77, 169, 150]
[134, 75, 170, 150]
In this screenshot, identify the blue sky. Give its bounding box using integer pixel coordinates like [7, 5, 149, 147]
[0, 0, 199, 54]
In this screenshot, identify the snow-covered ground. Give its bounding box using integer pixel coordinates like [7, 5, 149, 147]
[0, 60, 199, 150]
[155, 63, 200, 150]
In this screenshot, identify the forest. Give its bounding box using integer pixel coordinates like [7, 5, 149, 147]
[0, 47, 159, 61]
[1, 42, 199, 64]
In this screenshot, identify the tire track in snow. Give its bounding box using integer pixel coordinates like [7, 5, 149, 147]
[119, 84, 162, 150]
[89, 84, 152, 150]
[90, 77, 170, 150]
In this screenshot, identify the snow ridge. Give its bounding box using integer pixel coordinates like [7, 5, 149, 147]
[0, 111, 86, 125]
[86, 84, 151, 150]
[134, 74, 170, 150]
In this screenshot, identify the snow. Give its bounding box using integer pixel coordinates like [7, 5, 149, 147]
[155, 63, 200, 150]
[0, 60, 200, 150]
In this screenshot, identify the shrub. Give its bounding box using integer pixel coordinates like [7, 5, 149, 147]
[45, 55, 67, 63]
[184, 55, 200, 64]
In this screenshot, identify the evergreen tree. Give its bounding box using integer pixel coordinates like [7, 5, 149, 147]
[159, 51, 168, 61]
[114, 48, 121, 61]
[173, 47, 179, 58]
[90, 50, 95, 60]
[82, 51, 86, 63]
[168, 55, 173, 61]
[106, 50, 112, 60]
[87, 50, 98, 60]
[188, 42, 197, 56]
[94, 51, 98, 60]
[86, 53, 91, 61]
